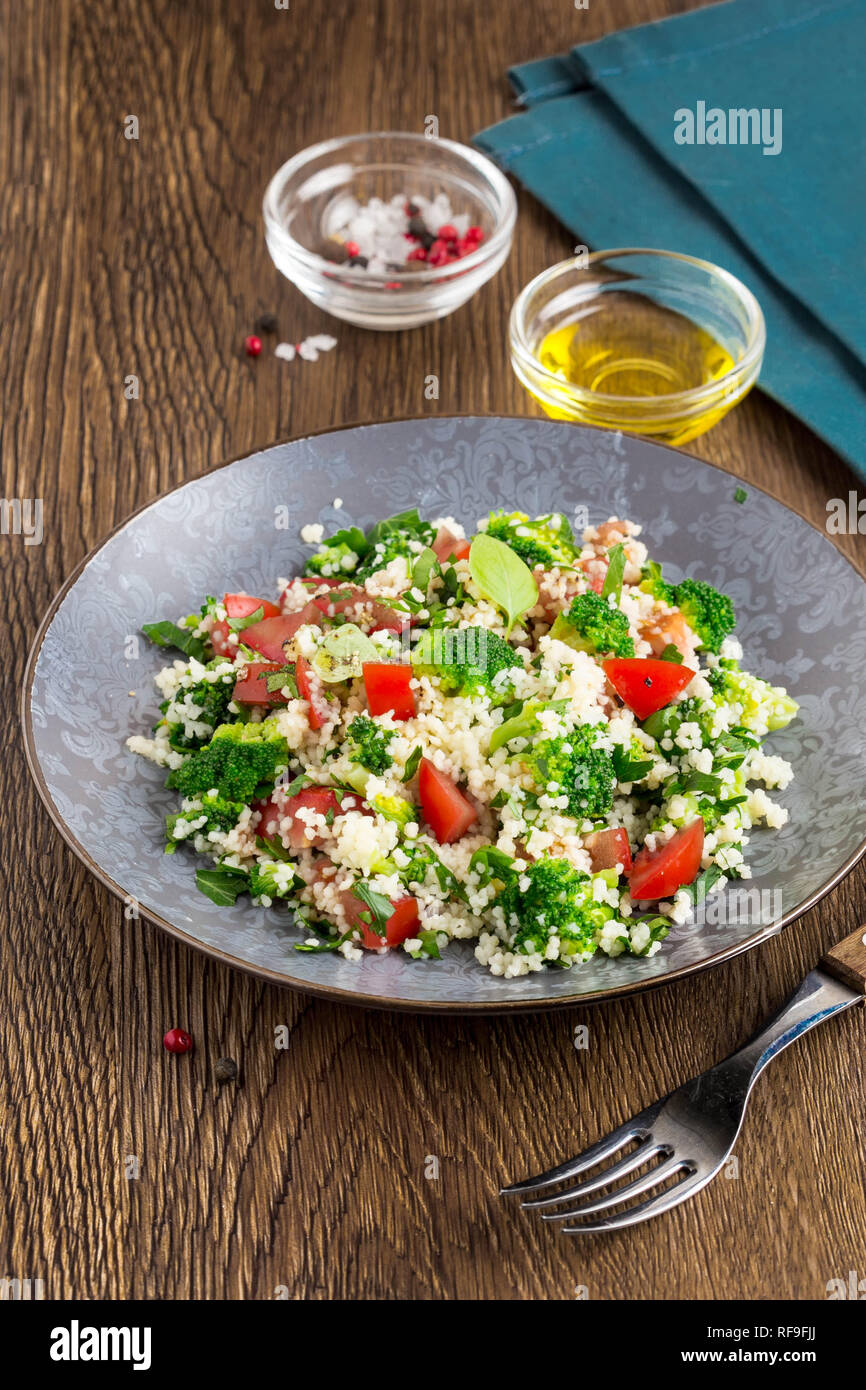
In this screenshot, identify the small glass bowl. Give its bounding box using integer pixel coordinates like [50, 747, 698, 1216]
[509, 249, 766, 446]
[263, 133, 517, 330]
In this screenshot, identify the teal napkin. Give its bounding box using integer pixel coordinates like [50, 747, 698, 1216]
[475, 0, 866, 476]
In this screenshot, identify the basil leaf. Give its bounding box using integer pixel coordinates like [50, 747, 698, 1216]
[411, 546, 437, 594]
[468, 533, 538, 634]
[612, 745, 655, 782]
[680, 864, 725, 906]
[142, 620, 207, 662]
[601, 543, 626, 605]
[195, 865, 249, 906]
[402, 745, 423, 782]
[312, 623, 378, 683]
[255, 834, 293, 863]
[227, 604, 264, 634]
[350, 880, 394, 937]
[659, 644, 683, 664]
[264, 664, 299, 697]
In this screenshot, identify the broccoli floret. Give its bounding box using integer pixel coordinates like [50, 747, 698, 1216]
[160, 665, 237, 751]
[412, 626, 521, 704]
[306, 540, 362, 578]
[486, 510, 578, 569]
[640, 563, 735, 654]
[167, 719, 288, 802]
[673, 579, 735, 654]
[550, 590, 635, 658]
[346, 715, 395, 773]
[499, 858, 614, 958]
[707, 662, 798, 734]
[166, 792, 246, 847]
[249, 859, 300, 902]
[521, 725, 616, 821]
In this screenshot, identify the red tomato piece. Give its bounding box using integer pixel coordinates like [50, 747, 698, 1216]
[418, 758, 478, 844]
[341, 890, 420, 950]
[629, 819, 705, 901]
[603, 657, 695, 721]
[432, 526, 471, 565]
[363, 663, 416, 720]
[298, 580, 406, 633]
[283, 787, 358, 851]
[233, 661, 290, 706]
[211, 593, 282, 656]
[295, 655, 331, 729]
[585, 827, 633, 874]
[242, 603, 323, 662]
[251, 793, 285, 840]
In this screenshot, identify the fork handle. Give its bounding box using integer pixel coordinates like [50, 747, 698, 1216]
[711, 928, 866, 1094]
[821, 923, 866, 994]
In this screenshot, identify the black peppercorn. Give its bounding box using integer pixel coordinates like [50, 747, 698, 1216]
[214, 1057, 238, 1084]
[254, 312, 278, 336]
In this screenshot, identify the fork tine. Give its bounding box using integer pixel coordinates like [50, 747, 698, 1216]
[499, 1099, 663, 1197]
[560, 1167, 710, 1233]
[521, 1138, 667, 1210]
[540, 1154, 689, 1222]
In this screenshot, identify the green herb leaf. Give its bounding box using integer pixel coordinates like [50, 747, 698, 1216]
[414, 929, 441, 960]
[411, 546, 438, 595]
[612, 745, 655, 783]
[142, 620, 207, 662]
[659, 644, 684, 664]
[468, 533, 538, 634]
[681, 864, 725, 906]
[195, 865, 249, 906]
[734, 487, 748, 504]
[489, 699, 568, 755]
[255, 834, 294, 863]
[350, 880, 394, 937]
[366, 508, 426, 548]
[264, 664, 299, 697]
[600, 543, 626, 605]
[402, 745, 423, 782]
[468, 846, 517, 886]
[227, 604, 264, 634]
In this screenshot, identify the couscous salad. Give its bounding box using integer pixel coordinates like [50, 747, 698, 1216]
[128, 509, 798, 977]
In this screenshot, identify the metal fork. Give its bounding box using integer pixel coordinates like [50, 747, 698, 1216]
[501, 924, 866, 1232]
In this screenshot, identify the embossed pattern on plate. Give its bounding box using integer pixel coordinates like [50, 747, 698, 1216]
[22, 419, 866, 1011]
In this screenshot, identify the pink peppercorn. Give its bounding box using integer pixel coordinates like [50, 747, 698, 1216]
[437, 223, 458, 242]
[164, 1027, 193, 1054]
[407, 246, 428, 262]
[344, 240, 360, 258]
[244, 335, 262, 357]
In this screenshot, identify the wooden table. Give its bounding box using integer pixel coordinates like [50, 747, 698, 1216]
[3, 0, 864, 1301]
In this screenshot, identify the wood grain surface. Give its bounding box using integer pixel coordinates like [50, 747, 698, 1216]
[2, 0, 864, 1301]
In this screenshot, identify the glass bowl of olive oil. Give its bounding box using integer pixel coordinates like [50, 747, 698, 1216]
[509, 249, 765, 446]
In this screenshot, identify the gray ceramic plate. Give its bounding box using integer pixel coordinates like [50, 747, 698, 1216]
[22, 418, 866, 1012]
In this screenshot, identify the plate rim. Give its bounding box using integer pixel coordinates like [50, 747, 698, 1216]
[21, 415, 866, 1014]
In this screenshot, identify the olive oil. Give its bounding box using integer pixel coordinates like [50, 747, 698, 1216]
[532, 294, 740, 445]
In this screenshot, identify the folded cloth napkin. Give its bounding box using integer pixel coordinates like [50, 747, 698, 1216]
[475, 0, 866, 477]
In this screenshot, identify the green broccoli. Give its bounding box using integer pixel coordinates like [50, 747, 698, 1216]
[486, 510, 578, 569]
[412, 626, 521, 704]
[550, 590, 635, 658]
[346, 715, 395, 773]
[249, 859, 300, 902]
[521, 725, 616, 820]
[707, 661, 798, 734]
[641, 563, 735, 654]
[160, 665, 237, 751]
[167, 719, 288, 802]
[306, 539, 363, 578]
[166, 792, 246, 847]
[499, 858, 615, 958]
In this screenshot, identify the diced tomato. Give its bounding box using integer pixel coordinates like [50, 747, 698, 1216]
[296, 655, 331, 729]
[418, 758, 478, 844]
[432, 526, 471, 565]
[283, 787, 359, 851]
[363, 663, 416, 720]
[579, 556, 607, 595]
[251, 793, 285, 840]
[341, 889, 421, 950]
[233, 661, 290, 706]
[603, 656, 695, 721]
[585, 827, 633, 874]
[629, 819, 705, 901]
[211, 593, 281, 656]
[243, 603, 323, 662]
[298, 580, 406, 633]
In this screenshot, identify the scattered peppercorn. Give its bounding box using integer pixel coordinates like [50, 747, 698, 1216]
[244, 335, 262, 357]
[254, 312, 278, 335]
[214, 1057, 238, 1085]
[344, 240, 360, 258]
[164, 1027, 193, 1054]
